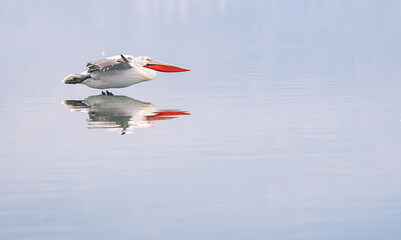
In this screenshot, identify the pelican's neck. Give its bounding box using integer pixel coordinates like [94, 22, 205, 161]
[139, 66, 157, 81]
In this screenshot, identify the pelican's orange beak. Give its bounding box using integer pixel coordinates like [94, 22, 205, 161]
[144, 59, 191, 72]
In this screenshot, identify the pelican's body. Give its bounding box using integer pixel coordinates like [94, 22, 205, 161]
[82, 55, 156, 89]
[63, 55, 190, 89]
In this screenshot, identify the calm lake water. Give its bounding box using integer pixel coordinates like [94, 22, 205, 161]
[1, 1, 401, 239]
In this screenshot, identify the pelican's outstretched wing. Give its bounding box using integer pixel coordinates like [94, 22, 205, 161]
[86, 55, 133, 72]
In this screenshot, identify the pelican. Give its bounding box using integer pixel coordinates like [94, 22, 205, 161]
[62, 54, 190, 92]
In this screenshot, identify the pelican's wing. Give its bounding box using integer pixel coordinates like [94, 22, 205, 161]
[86, 55, 132, 72]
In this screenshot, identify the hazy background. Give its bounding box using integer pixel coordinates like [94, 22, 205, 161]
[1, 1, 401, 239]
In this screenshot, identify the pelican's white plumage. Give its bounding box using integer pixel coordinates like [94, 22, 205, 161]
[63, 54, 190, 89]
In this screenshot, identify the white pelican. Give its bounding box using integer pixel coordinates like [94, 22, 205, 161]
[62, 54, 190, 92]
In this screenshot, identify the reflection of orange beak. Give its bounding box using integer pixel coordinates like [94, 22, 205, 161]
[146, 110, 191, 121]
[143, 59, 191, 72]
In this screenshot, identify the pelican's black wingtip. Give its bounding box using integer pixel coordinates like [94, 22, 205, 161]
[120, 54, 129, 63]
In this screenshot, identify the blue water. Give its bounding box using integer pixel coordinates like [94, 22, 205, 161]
[1, 1, 401, 239]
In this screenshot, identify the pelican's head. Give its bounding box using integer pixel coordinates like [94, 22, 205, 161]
[135, 56, 191, 72]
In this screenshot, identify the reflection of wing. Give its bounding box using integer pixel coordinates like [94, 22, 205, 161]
[86, 56, 132, 72]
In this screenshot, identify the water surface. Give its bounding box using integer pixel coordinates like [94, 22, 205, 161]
[1, 1, 401, 239]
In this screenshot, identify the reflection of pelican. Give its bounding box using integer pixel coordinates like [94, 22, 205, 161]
[63, 95, 190, 135]
[62, 54, 190, 90]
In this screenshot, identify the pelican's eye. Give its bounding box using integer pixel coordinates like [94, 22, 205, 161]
[146, 58, 150, 61]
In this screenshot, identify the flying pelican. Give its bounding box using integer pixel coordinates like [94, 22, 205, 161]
[62, 54, 190, 93]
